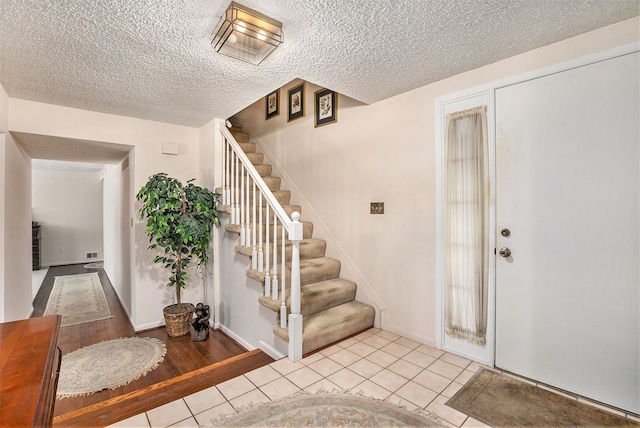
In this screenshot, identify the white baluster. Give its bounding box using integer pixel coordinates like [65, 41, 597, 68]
[239, 164, 245, 245]
[272, 213, 278, 301]
[258, 193, 264, 272]
[230, 150, 235, 224]
[288, 212, 304, 361]
[280, 226, 286, 328]
[251, 181, 257, 269]
[264, 204, 271, 297]
[233, 152, 240, 225]
[221, 137, 227, 205]
[245, 169, 251, 248]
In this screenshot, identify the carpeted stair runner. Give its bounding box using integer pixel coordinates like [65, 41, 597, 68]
[218, 125, 375, 355]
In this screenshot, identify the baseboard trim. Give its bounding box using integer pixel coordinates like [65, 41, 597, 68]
[215, 323, 256, 352]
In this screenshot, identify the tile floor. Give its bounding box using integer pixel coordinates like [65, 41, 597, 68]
[108, 328, 638, 428]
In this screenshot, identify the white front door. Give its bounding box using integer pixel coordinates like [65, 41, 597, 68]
[494, 52, 639, 413]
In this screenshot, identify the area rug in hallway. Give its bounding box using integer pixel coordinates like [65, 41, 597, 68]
[44, 272, 113, 326]
[56, 337, 167, 399]
[447, 368, 637, 427]
[210, 391, 447, 427]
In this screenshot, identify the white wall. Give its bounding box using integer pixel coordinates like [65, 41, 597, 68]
[0, 85, 7, 322]
[8, 101, 201, 330]
[32, 164, 104, 266]
[103, 156, 133, 316]
[231, 17, 640, 346]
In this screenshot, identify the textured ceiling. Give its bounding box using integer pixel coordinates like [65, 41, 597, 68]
[1, 1, 638, 127]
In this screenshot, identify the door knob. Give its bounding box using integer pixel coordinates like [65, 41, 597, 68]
[499, 247, 511, 258]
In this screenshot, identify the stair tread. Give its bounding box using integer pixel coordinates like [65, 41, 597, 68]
[246, 256, 340, 286]
[259, 278, 357, 316]
[273, 301, 375, 354]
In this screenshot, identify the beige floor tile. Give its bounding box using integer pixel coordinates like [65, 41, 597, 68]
[318, 344, 342, 356]
[146, 400, 192, 428]
[376, 330, 400, 341]
[381, 342, 413, 358]
[327, 368, 366, 389]
[454, 369, 475, 385]
[328, 348, 361, 366]
[387, 359, 422, 380]
[193, 402, 236, 426]
[183, 386, 226, 415]
[366, 349, 399, 368]
[168, 417, 199, 428]
[395, 336, 421, 349]
[462, 416, 491, 427]
[348, 358, 384, 378]
[395, 381, 438, 408]
[347, 341, 377, 357]
[440, 352, 472, 369]
[259, 376, 300, 400]
[352, 329, 376, 341]
[244, 365, 282, 387]
[415, 344, 445, 358]
[413, 369, 452, 393]
[352, 379, 392, 400]
[426, 394, 468, 426]
[441, 381, 464, 398]
[229, 388, 270, 410]
[465, 362, 485, 373]
[216, 375, 256, 401]
[428, 359, 465, 380]
[387, 394, 421, 411]
[300, 351, 324, 365]
[337, 337, 359, 348]
[402, 349, 437, 368]
[270, 357, 305, 375]
[304, 378, 342, 393]
[369, 368, 409, 392]
[361, 334, 392, 349]
[286, 366, 323, 389]
[106, 413, 150, 427]
[307, 356, 343, 377]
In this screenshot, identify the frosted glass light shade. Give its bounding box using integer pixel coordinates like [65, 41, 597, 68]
[212, 2, 283, 65]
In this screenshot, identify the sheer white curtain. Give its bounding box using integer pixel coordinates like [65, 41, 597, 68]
[444, 106, 489, 345]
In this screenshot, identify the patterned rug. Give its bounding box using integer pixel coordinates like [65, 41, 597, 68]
[447, 369, 637, 427]
[56, 337, 166, 399]
[210, 391, 447, 427]
[44, 272, 113, 326]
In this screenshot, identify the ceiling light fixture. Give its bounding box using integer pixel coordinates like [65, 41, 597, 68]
[211, 2, 283, 65]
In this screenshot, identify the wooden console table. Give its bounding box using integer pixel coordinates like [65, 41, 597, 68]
[0, 315, 62, 427]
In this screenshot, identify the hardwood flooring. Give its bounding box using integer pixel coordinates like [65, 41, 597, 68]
[31, 264, 274, 426]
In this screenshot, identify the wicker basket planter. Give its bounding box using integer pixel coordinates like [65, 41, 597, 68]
[163, 303, 195, 337]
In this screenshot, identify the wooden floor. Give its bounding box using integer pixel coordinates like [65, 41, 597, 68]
[31, 264, 274, 426]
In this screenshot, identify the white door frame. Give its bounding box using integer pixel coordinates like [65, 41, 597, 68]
[434, 41, 640, 365]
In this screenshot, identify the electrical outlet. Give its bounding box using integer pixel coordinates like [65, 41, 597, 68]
[92, 252, 98, 258]
[370, 202, 384, 214]
[86, 253, 92, 258]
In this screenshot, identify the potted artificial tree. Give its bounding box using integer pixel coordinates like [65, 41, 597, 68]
[137, 173, 219, 337]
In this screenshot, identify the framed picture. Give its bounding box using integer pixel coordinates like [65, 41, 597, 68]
[314, 88, 338, 127]
[265, 89, 279, 120]
[288, 82, 305, 122]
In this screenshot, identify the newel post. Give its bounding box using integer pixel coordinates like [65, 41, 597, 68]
[288, 212, 303, 361]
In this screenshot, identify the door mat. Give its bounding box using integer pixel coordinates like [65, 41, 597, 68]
[447, 369, 637, 427]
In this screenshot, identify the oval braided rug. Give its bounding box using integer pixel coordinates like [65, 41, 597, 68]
[56, 337, 166, 399]
[210, 391, 448, 427]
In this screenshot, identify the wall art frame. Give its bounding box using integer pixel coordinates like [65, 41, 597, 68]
[265, 89, 280, 120]
[314, 88, 338, 127]
[288, 82, 305, 122]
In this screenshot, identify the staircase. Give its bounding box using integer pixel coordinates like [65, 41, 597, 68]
[218, 124, 375, 356]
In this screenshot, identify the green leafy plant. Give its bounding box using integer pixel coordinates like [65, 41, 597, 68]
[136, 173, 220, 306]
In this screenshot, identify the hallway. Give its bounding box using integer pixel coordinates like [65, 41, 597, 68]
[31, 264, 268, 424]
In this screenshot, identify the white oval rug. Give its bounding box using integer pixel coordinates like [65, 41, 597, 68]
[56, 337, 166, 399]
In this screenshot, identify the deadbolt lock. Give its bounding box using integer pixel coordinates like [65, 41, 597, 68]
[501, 228, 511, 237]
